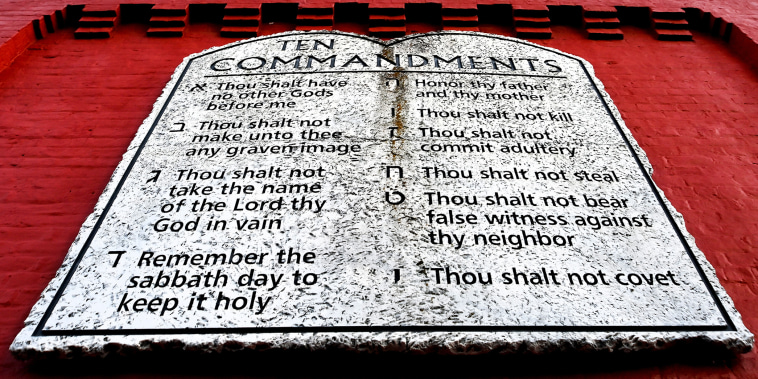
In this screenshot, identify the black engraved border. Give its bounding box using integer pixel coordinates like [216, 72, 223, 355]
[34, 31, 735, 336]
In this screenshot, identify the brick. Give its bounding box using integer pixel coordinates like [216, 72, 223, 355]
[513, 16, 549, 27]
[515, 26, 551, 39]
[583, 6, 618, 18]
[584, 17, 621, 28]
[77, 16, 117, 28]
[222, 15, 260, 27]
[369, 26, 406, 38]
[220, 26, 258, 38]
[511, 5, 548, 18]
[654, 29, 694, 41]
[146, 26, 185, 37]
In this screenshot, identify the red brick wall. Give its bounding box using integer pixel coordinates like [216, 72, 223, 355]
[0, 4, 756, 378]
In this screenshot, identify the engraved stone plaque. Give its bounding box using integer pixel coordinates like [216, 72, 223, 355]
[12, 31, 752, 357]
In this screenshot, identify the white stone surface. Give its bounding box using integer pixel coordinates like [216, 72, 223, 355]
[11, 31, 752, 358]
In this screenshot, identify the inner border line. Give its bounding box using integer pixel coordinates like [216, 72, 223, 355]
[40, 324, 731, 337]
[33, 31, 734, 337]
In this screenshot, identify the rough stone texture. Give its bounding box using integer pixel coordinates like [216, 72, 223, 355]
[10, 31, 753, 358]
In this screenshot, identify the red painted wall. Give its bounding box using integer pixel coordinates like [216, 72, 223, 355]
[0, 3, 756, 377]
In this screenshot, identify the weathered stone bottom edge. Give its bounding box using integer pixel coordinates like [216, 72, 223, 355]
[11, 331, 754, 360]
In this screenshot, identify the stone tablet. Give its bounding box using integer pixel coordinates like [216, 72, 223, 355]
[12, 31, 752, 357]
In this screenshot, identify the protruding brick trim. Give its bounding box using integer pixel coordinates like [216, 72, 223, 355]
[442, 7, 479, 32]
[512, 5, 551, 39]
[0, 4, 749, 53]
[147, 5, 188, 37]
[296, 7, 334, 31]
[653, 18, 689, 30]
[729, 24, 758, 70]
[36, 8, 65, 37]
[221, 4, 261, 38]
[0, 22, 37, 71]
[74, 5, 120, 39]
[369, 7, 406, 38]
[651, 8, 693, 41]
[583, 6, 623, 40]
[687, 8, 734, 42]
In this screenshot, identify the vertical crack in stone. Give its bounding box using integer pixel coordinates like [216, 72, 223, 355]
[390, 68, 407, 159]
[382, 46, 408, 162]
[379, 44, 410, 221]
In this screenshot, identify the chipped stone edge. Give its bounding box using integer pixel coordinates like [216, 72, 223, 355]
[10, 30, 754, 359]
